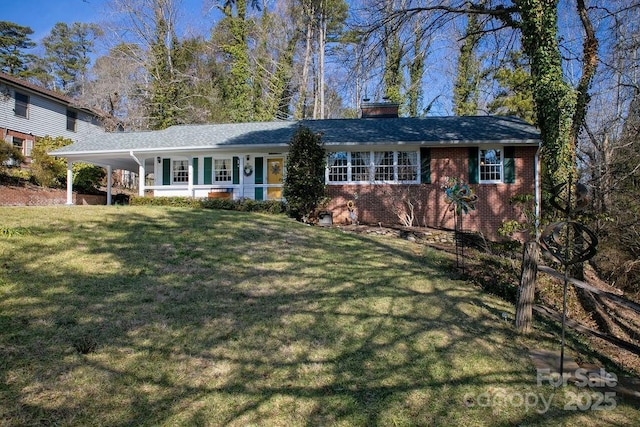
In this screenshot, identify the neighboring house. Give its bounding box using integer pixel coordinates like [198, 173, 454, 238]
[0, 72, 104, 165]
[51, 102, 541, 240]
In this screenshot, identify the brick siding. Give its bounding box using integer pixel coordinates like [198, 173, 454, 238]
[0, 186, 106, 206]
[325, 146, 537, 241]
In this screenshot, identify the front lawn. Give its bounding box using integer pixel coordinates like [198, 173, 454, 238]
[0, 206, 638, 426]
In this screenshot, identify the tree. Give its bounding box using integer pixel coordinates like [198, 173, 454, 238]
[80, 43, 149, 131]
[218, 0, 255, 122]
[363, 1, 599, 218]
[40, 22, 103, 95]
[30, 136, 105, 192]
[453, 11, 483, 116]
[487, 51, 536, 124]
[0, 21, 36, 76]
[0, 141, 25, 169]
[283, 126, 326, 221]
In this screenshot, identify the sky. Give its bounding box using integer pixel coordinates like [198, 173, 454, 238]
[3, 0, 110, 42]
[2, 0, 211, 46]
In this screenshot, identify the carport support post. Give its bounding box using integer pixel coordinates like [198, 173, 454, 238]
[106, 165, 112, 205]
[66, 160, 73, 205]
[188, 157, 194, 197]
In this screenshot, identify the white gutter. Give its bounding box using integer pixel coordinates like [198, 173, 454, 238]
[129, 150, 142, 166]
[129, 151, 145, 196]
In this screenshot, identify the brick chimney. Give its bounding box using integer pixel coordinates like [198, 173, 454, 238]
[360, 99, 399, 118]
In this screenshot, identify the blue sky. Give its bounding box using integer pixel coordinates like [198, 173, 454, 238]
[3, 0, 110, 42]
[3, 0, 210, 45]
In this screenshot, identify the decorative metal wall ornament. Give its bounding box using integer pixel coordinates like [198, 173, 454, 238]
[539, 181, 598, 377]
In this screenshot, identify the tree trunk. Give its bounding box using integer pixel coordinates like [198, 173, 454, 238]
[516, 241, 539, 334]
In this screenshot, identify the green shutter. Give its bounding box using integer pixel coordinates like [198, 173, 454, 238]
[233, 156, 240, 184]
[203, 157, 212, 185]
[192, 158, 199, 185]
[504, 146, 515, 184]
[420, 147, 431, 184]
[255, 187, 264, 201]
[162, 158, 171, 185]
[255, 157, 264, 184]
[468, 147, 479, 184]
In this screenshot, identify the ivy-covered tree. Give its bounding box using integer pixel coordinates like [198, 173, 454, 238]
[283, 126, 326, 222]
[0, 21, 36, 76]
[218, 0, 255, 122]
[453, 11, 483, 116]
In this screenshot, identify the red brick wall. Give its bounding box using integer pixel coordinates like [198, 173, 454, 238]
[0, 186, 106, 206]
[326, 146, 537, 241]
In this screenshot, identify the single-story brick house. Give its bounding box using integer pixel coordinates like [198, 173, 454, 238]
[50, 103, 541, 240]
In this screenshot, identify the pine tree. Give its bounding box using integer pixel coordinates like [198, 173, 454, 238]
[0, 21, 36, 76]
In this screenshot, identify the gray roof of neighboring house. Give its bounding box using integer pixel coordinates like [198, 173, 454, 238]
[51, 115, 540, 156]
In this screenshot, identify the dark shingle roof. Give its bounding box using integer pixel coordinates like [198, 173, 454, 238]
[51, 115, 539, 155]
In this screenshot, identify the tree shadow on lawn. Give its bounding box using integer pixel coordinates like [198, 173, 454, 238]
[1, 207, 638, 426]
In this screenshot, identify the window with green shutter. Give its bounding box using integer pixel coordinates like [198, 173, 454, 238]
[233, 156, 240, 184]
[420, 147, 431, 184]
[193, 158, 199, 185]
[203, 157, 212, 185]
[255, 157, 264, 184]
[503, 146, 515, 184]
[162, 158, 171, 185]
[468, 147, 479, 184]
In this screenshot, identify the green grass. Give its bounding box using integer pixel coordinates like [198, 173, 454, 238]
[0, 206, 638, 426]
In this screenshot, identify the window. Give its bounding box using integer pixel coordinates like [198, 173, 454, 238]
[12, 137, 24, 154]
[373, 151, 394, 181]
[397, 151, 418, 181]
[326, 150, 420, 184]
[14, 92, 29, 117]
[66, 109, 77, 132]
[173, 160, 188, 183]
[214, 159, 232, 182]
[327, 152, 348, 182]
[25, 139, 33, 157]
[351, 151, 370, 181]
[480, 148, 502, 182]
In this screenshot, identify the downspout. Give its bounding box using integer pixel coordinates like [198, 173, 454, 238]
[129, 151, 145, 197]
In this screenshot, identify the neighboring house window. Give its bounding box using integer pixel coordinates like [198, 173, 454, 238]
[25, 139, 33, 157]
[326, 151, 419, 184]
[66, 109, 77, 132]
[214, 159, 232, 182]
[480, 148, 502, 183]
[327, 152, 348, 182]
[14, 92, 29, 117]
[13, 137, 24, 155]
[173, 160, 188, 183]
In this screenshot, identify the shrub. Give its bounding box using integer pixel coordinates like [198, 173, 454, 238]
[129, 196, 287, 215]
[0, 141, 25, 168]
[282, 126, 326, 222]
